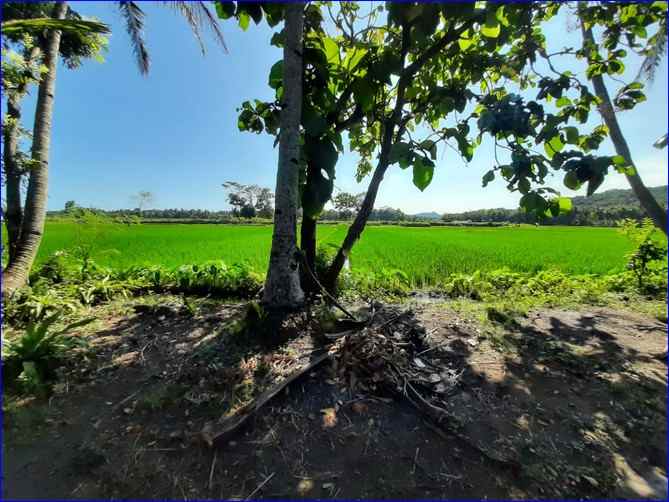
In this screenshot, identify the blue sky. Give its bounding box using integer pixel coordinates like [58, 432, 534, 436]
[16, 1, 669, 213]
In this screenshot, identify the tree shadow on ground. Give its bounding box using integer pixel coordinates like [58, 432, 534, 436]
[425, 307, 667, 499]
[3, 302, 666, 500]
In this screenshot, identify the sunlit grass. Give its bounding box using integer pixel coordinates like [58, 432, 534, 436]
[22, 222, 635, 287]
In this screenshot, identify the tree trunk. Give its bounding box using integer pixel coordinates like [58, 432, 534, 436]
[300, 214, 317, 293]
[324, 155, 391, 292]
[581, 22, 667, 235]
[2, 1, 67, 297]
[324, 28, 411, 292]
[262, 3, 305, 309]
[3, 45, 42, 263]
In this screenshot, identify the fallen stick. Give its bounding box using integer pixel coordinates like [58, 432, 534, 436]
[208, 451, 218, 490]
[211, 350, 333, 447]
[324, 328, 360, 340]
[245, 472, 275, 500]
[299, 252, 359, 322]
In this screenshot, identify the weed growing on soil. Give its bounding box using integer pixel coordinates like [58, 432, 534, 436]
[2, 312, 94, 391]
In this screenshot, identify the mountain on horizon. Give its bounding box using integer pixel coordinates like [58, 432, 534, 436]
[411, 211, 442, 220]
[570, 185, 667, 209]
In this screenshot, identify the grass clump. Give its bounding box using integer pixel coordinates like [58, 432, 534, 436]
[2, 312, 94, 392]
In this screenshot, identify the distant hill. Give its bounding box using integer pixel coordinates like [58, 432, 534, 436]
[411, 211, 442, 220]
[440, 185, 667, 226]
[571, 185, 667, 209]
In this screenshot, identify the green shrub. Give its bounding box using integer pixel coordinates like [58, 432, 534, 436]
[618, 218, 668, 294]
[3, 287, 79, 326]
[2, 312, 94, 391]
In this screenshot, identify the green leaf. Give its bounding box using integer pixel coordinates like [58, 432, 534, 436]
[481, 11, 501, 39]
[343, 48, 366, 71]
[458, 30, 474, 50]
[323, 37, 340, 66]
[608, 60, 624, 75]
[270, 31, 284, 48]
[215, 1, 236, 19]
[612, 155, 626, 166]
[612, 155, 635, 175]
[389, 142, 411, 166]
[412, 157, 435, 191]
[238, 11, 250, 31]
[544, 135, 564, 159]
[563, 171, 581, 190]
[421, 140, 437, 160]
[245, 4, 263, 24]
[519, 192, 545, 212]
[633, 25, 647, 38]
[587, 173, 605, 196]
[54, 317, 95, 337]
[482, 170, 495, 187]
[268, 61, 283, 89]
[495, 6, 510, 26]
[556, 96, 571, 108]
[352, 78, 375, 113]
[564, 126, 579, 145]
[556, 196, 572, 215]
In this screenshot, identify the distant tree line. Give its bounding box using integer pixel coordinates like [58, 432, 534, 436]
[47, 186, 668, 227]
[442, 205, 664, 227]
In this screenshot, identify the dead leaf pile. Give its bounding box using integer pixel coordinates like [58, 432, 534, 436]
[332, 308, 463, 403]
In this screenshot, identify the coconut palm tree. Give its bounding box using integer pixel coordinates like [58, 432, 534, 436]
[2, 1, 226, 297]
[2, 3, 111, 264]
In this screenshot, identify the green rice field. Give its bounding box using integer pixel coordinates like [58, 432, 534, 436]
[21, 222, 637, 286]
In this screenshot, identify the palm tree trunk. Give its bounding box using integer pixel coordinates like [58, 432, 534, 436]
[3, 45, 41, 263]
[2, 1, 68, 297]
[262, 3, 305, 310]
[581, 21, 667, 235]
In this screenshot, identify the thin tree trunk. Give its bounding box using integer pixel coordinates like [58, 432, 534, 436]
[262, 3, 305, 309]
[581, 21, 667, 235]
[2, 1, 68, 297]
[300, 214, 317, 293]
[3, 45, 42, 263]
[324, 28, 411, 292]
[323, 16, 479, 291]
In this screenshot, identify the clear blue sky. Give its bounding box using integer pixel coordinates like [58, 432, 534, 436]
[17, 1, 669, 213]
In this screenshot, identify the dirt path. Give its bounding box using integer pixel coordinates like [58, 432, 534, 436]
[3, 300, 667, 499]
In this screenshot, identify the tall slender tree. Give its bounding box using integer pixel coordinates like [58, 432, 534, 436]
[2, 1, 68, 295]
[2, 1, 227, 296]
[2, 2, 110, 264]
[262, 2, 305, 310]
[3, 43, 41, 263]
[578, 4, 667, 235]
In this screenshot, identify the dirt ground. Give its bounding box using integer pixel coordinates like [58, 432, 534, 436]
[3, 296, 667, 500]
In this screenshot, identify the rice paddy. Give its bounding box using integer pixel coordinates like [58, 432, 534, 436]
[25, 222, 635, 286]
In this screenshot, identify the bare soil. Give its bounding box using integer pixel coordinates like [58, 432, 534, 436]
[3, 297, 667, 499]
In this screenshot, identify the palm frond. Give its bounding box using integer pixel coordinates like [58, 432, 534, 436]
[163, 1, 227, 54]
[1, 18, 110, 37]
[635, 18, 667, 84]
[118, 1, 150, 75]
